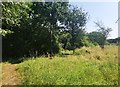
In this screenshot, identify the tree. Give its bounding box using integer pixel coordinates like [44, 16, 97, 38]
[2, 2, 32, 60]
[94, 21, 112, 48]
[87, 31, 104, 46]
[29, 2, 69, 57]
[59, 31, 72, 50]
[64, 6, 88, 53]
[2, 2, 89, 60]
[1, 2, 32, 36]
[2, 2, 69, 59]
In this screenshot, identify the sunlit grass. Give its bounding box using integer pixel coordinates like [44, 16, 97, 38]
[18, 45, 118, 85]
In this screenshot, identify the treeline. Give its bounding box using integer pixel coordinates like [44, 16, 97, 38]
[107, 37, 120, 44]
[1, 2, 112, 60]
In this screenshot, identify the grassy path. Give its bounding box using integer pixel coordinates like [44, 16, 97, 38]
[0, 63, 21, 86]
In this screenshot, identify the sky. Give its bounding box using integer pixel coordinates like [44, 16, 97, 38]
[69, 1, 118, 39]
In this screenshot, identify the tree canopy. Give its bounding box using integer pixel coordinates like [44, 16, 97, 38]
[94, 21, 112, 48]
[2, 2, 112, 60]
[63, 6, 88, 53]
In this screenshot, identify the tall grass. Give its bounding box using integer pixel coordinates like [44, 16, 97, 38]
[18, 45, 118, 85]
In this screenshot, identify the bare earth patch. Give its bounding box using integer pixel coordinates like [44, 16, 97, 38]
[0, 63, 21, 86]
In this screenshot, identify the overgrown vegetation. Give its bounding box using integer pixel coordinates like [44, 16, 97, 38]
[2, 2, 88, 59]
[18, 45, 118, 85]
[2, 2, 112, 61]
[1, 2, 118, 86]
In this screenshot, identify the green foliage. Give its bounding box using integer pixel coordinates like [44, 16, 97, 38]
[63, 6, 88, 52]
[2, 2, 32, 59]
[2, 2, 89, 59]
[87, 31, 105, 46]
[59, 32, 72, 49]
[19, 60, 118, 85]
[2, 2, 69, 59]
[2, 2, 32, 29]
[107, 37, 120, 45]
[81, 36, 95, 47]
[27, 2, 69, 55]
[94, 21, 112, 48]
[0, 29, 13, 36]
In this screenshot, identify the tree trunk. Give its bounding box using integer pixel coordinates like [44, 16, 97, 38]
[100, 45, 104, 49]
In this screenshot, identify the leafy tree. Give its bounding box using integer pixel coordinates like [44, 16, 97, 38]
[94, 21, 112, 48]
[2, 2, 32, 59]
[59, 31, 72, 50]
[64, 6, 88, 53]
[29, 2, 69, 57]
[81, 35, 95, 47]
[87, 31, 104, 46]
[1, 2, 32, 36]
[2, 2, 69, 59]
[2, 2, 89, 60]
[75, 28, 87, 47]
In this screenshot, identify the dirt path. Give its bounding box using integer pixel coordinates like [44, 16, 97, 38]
[0, 63, 21, 86]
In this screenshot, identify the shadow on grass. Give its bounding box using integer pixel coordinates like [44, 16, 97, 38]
[1, 56, 53, 64]
[2, 57, 25, 64]
[1, 53, 81, 64]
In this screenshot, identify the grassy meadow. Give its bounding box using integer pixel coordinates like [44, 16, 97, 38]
[1, 2, 119, 86]
[17, 45, 118, 85]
